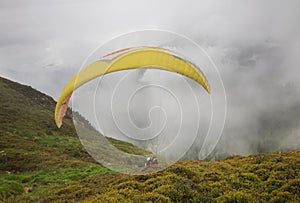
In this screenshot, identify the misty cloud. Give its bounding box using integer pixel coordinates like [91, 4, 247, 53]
[1, 0, 299, 158]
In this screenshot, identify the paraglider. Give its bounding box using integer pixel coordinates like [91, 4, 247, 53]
[54, 46, 210, 128]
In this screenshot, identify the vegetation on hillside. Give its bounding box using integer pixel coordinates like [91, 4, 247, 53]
[0, 77, 150, 171]
[2, 150, 298, 202]
[0, 77, 299, 202]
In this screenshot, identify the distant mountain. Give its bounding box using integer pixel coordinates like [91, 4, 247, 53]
[0, 77, 299, 202]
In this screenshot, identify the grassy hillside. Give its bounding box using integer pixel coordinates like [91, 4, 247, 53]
[0, 77, 150, 200]
[0, 77, 299, 202]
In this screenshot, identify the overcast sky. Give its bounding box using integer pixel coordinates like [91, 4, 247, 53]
[1, 0, 300, 157]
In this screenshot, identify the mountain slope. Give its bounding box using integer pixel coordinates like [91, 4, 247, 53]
[0, 76, 91, 172]
[0, 77, 299, 202]
[0, 77, 150, 200]
[0, 76, 150, 171]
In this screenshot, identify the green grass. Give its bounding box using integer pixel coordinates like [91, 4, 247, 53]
[0, 164, 113, 200]
[107, 137, 151, 156]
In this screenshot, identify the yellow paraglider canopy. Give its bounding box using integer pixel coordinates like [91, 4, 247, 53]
[54, 47, 210, 128]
